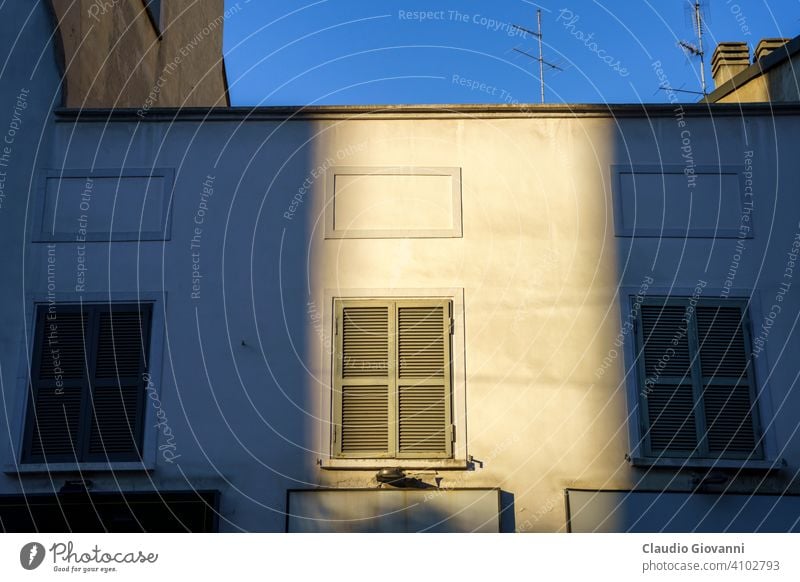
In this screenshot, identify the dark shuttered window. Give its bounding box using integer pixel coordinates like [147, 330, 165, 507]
[634, 297, 762, 460]
[24, 303, 152, 463]
[333, 299, 453, 459]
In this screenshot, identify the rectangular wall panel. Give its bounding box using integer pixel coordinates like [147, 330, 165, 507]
[613, 165, 748, 238]
[287, 488, 499, 532]
[567, 489, 800, 532]
[36, 168, 173, 241]
[325, 166, 462, 238]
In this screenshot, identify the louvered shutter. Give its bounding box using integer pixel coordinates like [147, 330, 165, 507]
[333, 298, 454, 459]
[696, 305, 759, 457]
[334, 301, 392, 456]
[88, 306, 151, 460]
[396, 301, 452, 457]
[638, 303, 699, 455]
[28, 307, 88, 461]
[25, 303, 151, 463]
[636, 298, 762, 460]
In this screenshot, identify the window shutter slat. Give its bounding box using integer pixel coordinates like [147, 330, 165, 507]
[95, 311, 149, 378]
[696, 306, 749, 377]
[704, 384, 757, 454]
[30, 387, 82, 458]
[397, 304, 449, 454]
[646, 383, 698, 453]
[641, 305, 691, 378]
[89, 386, 141, 457]
[340, 385, 389, 453]
[398, 306, 445, 378]
[342, 307, 389, 377]
[38, 310, 88, 380]
[398, 385, 447, 452]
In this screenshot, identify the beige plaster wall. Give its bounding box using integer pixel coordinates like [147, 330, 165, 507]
[50, 0, 227, 108]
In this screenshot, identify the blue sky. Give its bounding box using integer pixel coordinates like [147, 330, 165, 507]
[223, 0, 800, 105]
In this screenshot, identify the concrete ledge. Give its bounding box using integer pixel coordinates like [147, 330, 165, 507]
[4, 462, 155, 475]
[53, 101, 800, 122]
[628, 456, 785, 471]
[320, 458, 469, 471]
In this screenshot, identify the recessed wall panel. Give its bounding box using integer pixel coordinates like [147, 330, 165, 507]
[325, 166, 462, 238]
[36, 169, 173, 241]
[613, 165, 748, 238]
[287, 488, 499, 532]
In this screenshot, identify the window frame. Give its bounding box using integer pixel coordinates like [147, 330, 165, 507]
[634, 296, 762, 460]
[21, 302, 153, 464]
[319, 288, 467, 470]
[332, 298, 453, 460]
[622, 289, 781, 468]
[3, 293, 165, 474]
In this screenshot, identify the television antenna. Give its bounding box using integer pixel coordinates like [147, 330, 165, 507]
[678, 0, 708, 95]
[512, 8, 563, 103]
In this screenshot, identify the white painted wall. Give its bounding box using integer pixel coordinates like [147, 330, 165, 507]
[2, 105, 799, 531]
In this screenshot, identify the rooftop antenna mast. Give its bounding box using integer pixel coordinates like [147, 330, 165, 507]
[513, 8, 563, 103]
[678, 0, 708, 95]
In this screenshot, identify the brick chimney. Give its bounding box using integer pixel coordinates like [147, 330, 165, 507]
[711, 42, 750, 88]
[754, 38, 791, 62]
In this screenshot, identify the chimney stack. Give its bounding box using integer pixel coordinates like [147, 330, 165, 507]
[711, 42, 750, 88]
[754, 38, 790, 63]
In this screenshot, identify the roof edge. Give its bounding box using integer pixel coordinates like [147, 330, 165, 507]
[54, 101, 800, 121]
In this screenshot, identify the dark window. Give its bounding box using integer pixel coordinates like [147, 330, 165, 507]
[634, 298, 762, 460]
[0, 490, 218, 532]
[24, 303, 152, 463]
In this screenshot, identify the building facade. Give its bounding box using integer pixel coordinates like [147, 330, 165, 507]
[1, 100, 799, 531]
[2, 1, 800, 533]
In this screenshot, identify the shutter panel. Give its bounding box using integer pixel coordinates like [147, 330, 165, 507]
[641, 305, 692, 378]
[335, 303, 391, 455]
[28, 307, 88, 460]
[95, 310, 150, 379]
[696, 306, 748, 378]
[637, 299, 762, 460]
[333, 299, 454, 459]
[639, 303, 698, 455]
[396, 302, 451, 456]
[89, 386, 141, 456]
[88, 305, 151, 460]
[703, 384, 757, 454]
[696, 305, 758, 456]
[37, 310, 89, 380]
[25, 304, 152, 463]
[342, 306, 389, 378]
[646, 384, 698, 453]
[29, 387, 83, 458]
[398, 306, 445, 379]
[340, 385, 389, 453]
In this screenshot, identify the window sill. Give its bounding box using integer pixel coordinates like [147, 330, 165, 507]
[627, 455, 786, 471]
[320, 458, 469, 471]
[4, 462, 154, 475]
